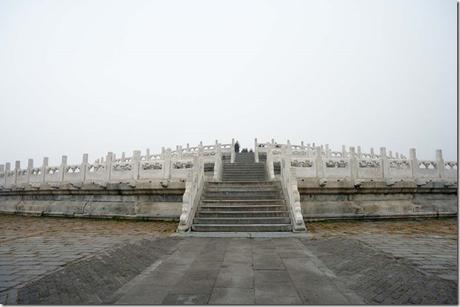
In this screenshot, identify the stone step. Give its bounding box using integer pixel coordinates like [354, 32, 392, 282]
[201, 199, 283, 204]
[222, 168, 265, 172]
[205, 186, 280, 192]
[203, 192, 281, 199]
[203, 196, 281, 201]
[222, 177, 266, 181]
[199, 205, 287, 211]
[191, 224, 292, 232]
[207, 181, 277, 186]
[196, 211, 289, 218]
[193, 217, 291, 224]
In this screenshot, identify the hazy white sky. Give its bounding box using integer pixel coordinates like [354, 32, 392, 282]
[0, 0, 457, 166]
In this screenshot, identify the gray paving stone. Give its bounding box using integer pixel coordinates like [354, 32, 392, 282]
[162, 293, 210, 304]
[214, 270, 254, 289]
[209, 287, 255, 304]
[254, 269, 291, 283]
[116, 285, 170, 304]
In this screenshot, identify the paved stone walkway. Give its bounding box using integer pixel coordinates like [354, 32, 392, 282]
[0, 215, 457, 304]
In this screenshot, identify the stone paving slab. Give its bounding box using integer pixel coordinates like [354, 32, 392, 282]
[0, 215, 457, 304]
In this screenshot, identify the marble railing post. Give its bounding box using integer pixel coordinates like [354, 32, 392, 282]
[106, 152, 113, 182]
[231, 138, 235, 163]
[27, 159, 33, 184]
[161, 147, 165, 159]
[409, 148, 417, 179]
[266, 145, 275, 180]
[177, 146, 183, 159]
[380, 147, 389, 178]
[370, 148, 375, 158]
[0, 165, 4, 186]
[60, 156, 67, 182]
[349, 147, 357, 182]
[41, 158, 48, 183]
[81, 154, 88, 182]
[146, 148, 151, 160]
[14, 161, 20, 185]
[121, 152, 126, 161]
[163, 148, 172, 180]
[5, 163, 10, 185]
[132, 150, 141, 180]
[341, 145, 346, 158]
[315, 147, 324, 178]
[389, 150, 393, 159]
[254, 138, 259, 163]
[325, 144, 330, 158]
[436, 150, 445, 179]
[286, 140, 292, 156]
[213, 143, 222, 181]
[357, 146, 362, 159]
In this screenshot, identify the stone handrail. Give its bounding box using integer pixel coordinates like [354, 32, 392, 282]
[177, 155, 205, 232]
[280, 156, 306, 232]
[256, 139, 456, 184]
[0, 141, 231, 189]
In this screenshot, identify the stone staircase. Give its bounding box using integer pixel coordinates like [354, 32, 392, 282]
[222, 152, 265, 181]
[191, 152, 292, 232]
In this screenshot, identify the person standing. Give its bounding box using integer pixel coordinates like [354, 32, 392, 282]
[234, 141, 240, 153]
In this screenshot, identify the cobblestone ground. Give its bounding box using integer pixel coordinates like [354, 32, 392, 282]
[0, 214, 457, 304]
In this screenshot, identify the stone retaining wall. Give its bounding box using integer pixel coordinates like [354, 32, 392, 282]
[0, 181, 185, 221]
[0, 180, 456, 221]
[298, 179, 457, 220]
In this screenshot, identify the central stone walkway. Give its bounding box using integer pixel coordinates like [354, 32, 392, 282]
[112, 237, 362, 304]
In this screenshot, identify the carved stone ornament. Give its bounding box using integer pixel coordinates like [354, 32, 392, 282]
[173, 161, 193, 169]
[66, 166, 81, 173]
[389, 160, 410, 169]
[47, 167, 60, 174]
[445, 162, 458, 170]
[325, 160, 348, 168]
[88, 165, 104, 173]
[291, 160, 313, 168]
[418, 161, 437, 169]
[359, 160, 381, 168]
[113, 163, 132, 171]
[18, 170, 28, 176]
[142, 162, 163, 170]
[31, 168, 42, 175]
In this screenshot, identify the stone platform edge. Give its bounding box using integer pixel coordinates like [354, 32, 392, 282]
[0, 179, 456, 221]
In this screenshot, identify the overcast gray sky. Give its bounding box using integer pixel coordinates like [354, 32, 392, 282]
[0, 0, 457, 166]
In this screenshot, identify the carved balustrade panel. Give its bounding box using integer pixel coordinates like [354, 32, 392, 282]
[291, 158, 315, 177]
[323, 158, 350, 178]
[29, 168, 43, 184]
[388, 159, 412, 178]
[85, 164, 106, 182]
[357, 159, 382, 179]
[139, 161, 164, 179]
[416, 160, 438, 178]
[63, 165, 82, 183]
[444, 161, 457, 179]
